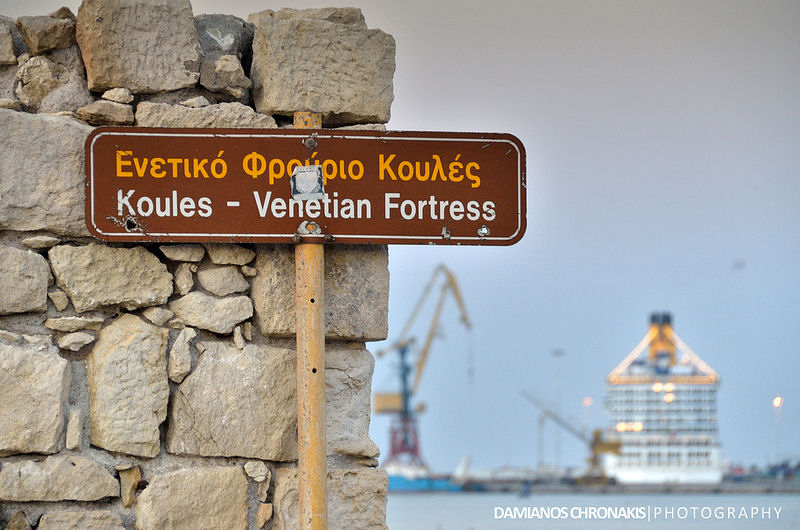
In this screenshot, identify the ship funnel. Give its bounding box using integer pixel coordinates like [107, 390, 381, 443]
[650, 312, 672, 326]
[649, 312, 675, 368]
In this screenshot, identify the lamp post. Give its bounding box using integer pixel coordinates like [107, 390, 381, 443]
[772, 396, 783, 465]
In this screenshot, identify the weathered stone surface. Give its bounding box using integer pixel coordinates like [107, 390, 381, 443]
[101, 87, 132, 103]
[252, 245, 388, 340]
[65, 406, 81, 450]
[169, 292, 253, 334]
[250, 15, 395, 125]
[87, 314, 169, 457]
[180, 95, 209, 107]
[48, 290, 69, 311]
[15, 45, 85, 112]
[45, 316, 104, 332]
[255, 503, 273, 529]
[0, 16, 26, 56]
[167, 340, 296, 461]
[76, 99, 133, 125]
[160, 243, 205, 262]
[0, 24, 15, 64]
[142, 306, 173, 326]
[244, 460, 268, 482]
[119, 465, 141, 508]
[0, 244, 50, 314]
[168, 326, 196, 383]
[326, 344, 380, 458]
[0, 332, 70, 456]
[38, 510, 124, 530]
[195, 14, 252, 62]
[57, 331, 95, 351]
[3, 511, 31, 530]
[0, 96, 18, 109]
[197, 264, 249, 296]
[76, 0, 202, 93]
[136, 101, 276, 128]
[247, 7, 367, 29]
[173, 262, 195, 295]
[199, 54, 250, 99]
[0, 455, 119, 501]
[166, 340, 377, 460]
[37, 72, 93, 113]
[0, 109, 92, 236]
[49, 244, 173, 313]
[16, 13, 76, 55]
[21, 234, 60, 249]
[134, 467, 247, 530]
[0, 64, 17, 105]
[272, 467, 388, 530]
[204, 243, 256, 265]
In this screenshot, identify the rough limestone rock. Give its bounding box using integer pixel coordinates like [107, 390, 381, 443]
[195, 14, 252, 62]
[3, 511, 31, 530]
[167, 340, 297, 461]
[0, 64, 17, 104]
[0, 244, 50, 314]
[250, 14, 395, 125]
[199, 54, 250, 99]
[326, 344, 380, 457]
[87, 314, 169, 457]
[251, 245, 388, 340]
[37, 73, 94, 113]
[49, 244, 173, 313]
[244, 460, 268, 482]
[197, 264, 249, 296]
[119, 466, 141, 508]
[76, 0, 202, 93]
[0, 24, 15, 64]
[135, 101, 276, 128]
[76, 99, 133, 125]
[38, 511, 124, 530]
[168, 292, 253, 334]
[142, 306, 173, 326]
[168, 326, 196, 383]
[0, 109, 92, 236]
[204, 242, 255, 265]
[0, 455, 119, 501]
[102, 87, 133, 103]
[44, 316, 104, 332]
[173, 262, 195, 295]
[180, 95, 209, 107]
[159, 243, 205, 262]
[247, 7, 368, 29]
[15, 45, 86, 112]
[65, 407, 81, 450]
[255, 503, 273, 529]
[272, 467, 388, 530]
[21, 235, 60, 250]
[0, 16, 27, 56]
[57, 331, 95, 351]
[16, 13, 76, 55]
[0, 332, 70, 456]
[166, 340, 377, 459]
[134, 467, 248, 530]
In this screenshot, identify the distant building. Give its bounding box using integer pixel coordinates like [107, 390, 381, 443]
[603, 313, 723, 484]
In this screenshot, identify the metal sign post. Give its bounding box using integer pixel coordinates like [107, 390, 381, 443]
[293, 111, 328, 529]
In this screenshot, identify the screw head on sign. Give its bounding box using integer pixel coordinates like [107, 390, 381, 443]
[477, 225, 490, 237]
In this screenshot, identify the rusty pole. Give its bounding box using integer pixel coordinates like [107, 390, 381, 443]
[293, 110, 328, 530]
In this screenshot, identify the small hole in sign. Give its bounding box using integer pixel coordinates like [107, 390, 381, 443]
[312, 368, 317, 373]
[310, 298, 315, 303]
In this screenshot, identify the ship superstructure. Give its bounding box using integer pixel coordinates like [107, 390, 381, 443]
[603, 313, 723, 484]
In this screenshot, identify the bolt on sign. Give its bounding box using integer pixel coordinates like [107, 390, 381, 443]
[85, 128, 526, 245]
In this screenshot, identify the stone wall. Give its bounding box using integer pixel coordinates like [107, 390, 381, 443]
[0, 2, 395, 529]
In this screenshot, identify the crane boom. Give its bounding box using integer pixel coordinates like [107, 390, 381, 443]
[520, 390, 589, 444]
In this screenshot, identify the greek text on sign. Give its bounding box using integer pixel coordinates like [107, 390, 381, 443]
[85, 128, 526, 245]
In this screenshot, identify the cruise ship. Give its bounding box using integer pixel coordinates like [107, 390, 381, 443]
[603, 313, 723, 484]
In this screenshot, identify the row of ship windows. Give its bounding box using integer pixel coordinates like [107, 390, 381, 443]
[617, 427, 718, 434]
[606, 397, 716, 404]
[616, 451, 714, 467]
[618, 439, 716, 447]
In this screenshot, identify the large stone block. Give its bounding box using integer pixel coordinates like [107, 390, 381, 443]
[0, 109, 91, 236]
[0, 24, 15, 64]
[272, 466, 388, 530]
[0, 244, 50, 315]
[134, 467, 247, 530]
[251, 245, 388, 341]
[250, 14, 395, 125]
[76, 0, 202, 93]
[168, 291, 253, 334]
[0, 331, 70, 456]
[135, 101, 276, 128]
[166, 340, 378, 460]
[166, 340, 297, 461]
[0, 455, 119, 502]
[49, 244, 173, 313]
[38, 511, 124, 530]
[15, 45, 86, 112]
[194, 14, 252, 61]
[87, 314, 169, 457]
[16, 11, 76, 55]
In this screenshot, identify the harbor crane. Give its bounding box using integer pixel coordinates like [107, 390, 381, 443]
[520, 390, 620, 483]
[374, 264, 471, 471]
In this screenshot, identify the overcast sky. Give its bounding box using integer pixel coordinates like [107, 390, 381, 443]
[5, 0, 800, 473]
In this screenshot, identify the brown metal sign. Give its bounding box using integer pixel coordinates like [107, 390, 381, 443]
[85, 128, 526, 245]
